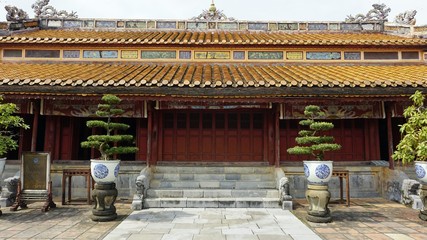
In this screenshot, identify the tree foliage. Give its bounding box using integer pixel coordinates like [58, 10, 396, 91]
[393, 91, 427, 164]
[80, 94, 138, 160]
[0, 96, 29, 157]
[287, 105, 341, 161]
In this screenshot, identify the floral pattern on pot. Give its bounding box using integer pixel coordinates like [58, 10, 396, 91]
[304, 163, 310, 178]
[416, 164, 426, 179]
[93, 164, 109, 179]
[315, 164, 331, 180]
[114, 164, 120, 178]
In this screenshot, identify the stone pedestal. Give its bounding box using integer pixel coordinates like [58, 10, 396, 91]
[419, 184, 427, 221]
[306, 184, 331, 223]
[91, 182, 118, 222]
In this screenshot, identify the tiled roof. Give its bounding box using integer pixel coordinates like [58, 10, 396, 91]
[1, 62, 426, 89]
[1, 29, 425, 46]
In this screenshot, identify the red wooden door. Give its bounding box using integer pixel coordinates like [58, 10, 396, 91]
[161, 111, 265, 162]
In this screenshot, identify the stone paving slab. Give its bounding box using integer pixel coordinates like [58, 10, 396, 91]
[103, 208, 321, 240]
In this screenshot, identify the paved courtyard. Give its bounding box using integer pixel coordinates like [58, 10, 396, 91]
[0, 198, 426, 239]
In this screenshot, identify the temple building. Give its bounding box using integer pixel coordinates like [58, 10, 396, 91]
[1, 2, 427, 206]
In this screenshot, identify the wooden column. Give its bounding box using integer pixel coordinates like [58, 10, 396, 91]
[386, 103, 395, 170]
[275, 104, 280, 168]
[146, 103, 153, 167]
[31, 101, 39, 152]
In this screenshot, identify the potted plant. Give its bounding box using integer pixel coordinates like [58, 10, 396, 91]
[81, 94, 138, 183]
[0, 95, 29, 216]
[287, 105, 341, 223]
[392, 90, 427, 221]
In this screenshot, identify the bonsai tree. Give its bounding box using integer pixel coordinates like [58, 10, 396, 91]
[287, 105, 341, 160]
[81, 94, 138, 160]
[392, 90, 427, 164]
[0, 95, 29, 157]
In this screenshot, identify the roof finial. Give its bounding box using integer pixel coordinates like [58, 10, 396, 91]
[191, 1, 235, 21]
[209, 0, 217, 13]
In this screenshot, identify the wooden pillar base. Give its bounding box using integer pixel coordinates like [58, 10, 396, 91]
[91, 183, 118, 222]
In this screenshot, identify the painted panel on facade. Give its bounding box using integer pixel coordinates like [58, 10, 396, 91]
[179, 51, 192, 59]
[117, 21, 125, 28]
[402, 51, 419, 60]
[341, 23, 362, 31]
[178, 22, 186, 29]
[147, 21, 156, 29]
[63, 50, 80, 59]
[187, 22, 207, 29]
[248, 23, 268, 31]
[218, 22, 238, 30]
[306, 52, 341, 60]
[279, 103, 385, 119]
[329, 23, 340, 30]
[286, 51, 303, 60]
[141, 51, 176, 59]
[25, 50, 60, 58]
[47, 20, 62, 27]
[278, 23, 299, 30]
[63, 20, 82, 28]
[95, 21, 116, 28]
[3, 49, 22, 58]
[126, 21, 147, 28]
[248, 51, 284, 60]
[364, 52, 398, 60]
[239, 23, 248, 30]
[361, 23, 375, 31]
[83, 50, 118, 59]
[195, 51, 230, 59]
[344, 52, 361, 60]
[83, 20, 95, 28]
[233, 51, 245, 60]
[121, 50, 138, 59]
[157, 21, 177, 29]
[308, 23, 328, 30]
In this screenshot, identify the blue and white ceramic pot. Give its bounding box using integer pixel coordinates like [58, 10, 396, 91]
[415, 161, 427, 184]
[90, 159, 121, 183]
[303, 160, 333, 185]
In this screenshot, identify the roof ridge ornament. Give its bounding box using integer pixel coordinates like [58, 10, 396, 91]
[345, 3, 391, 23]
[394, 10, 417, 25]
[32, 0, 78, 19]
[4, 5, 29, 21]
[191, 1, 235, 21]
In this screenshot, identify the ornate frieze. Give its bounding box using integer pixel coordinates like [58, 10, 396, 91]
[32, 0, 77, 19]
[346, 4, 390, 23]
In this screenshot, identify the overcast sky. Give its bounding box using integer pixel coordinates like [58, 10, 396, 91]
[1, 0, 426, 25]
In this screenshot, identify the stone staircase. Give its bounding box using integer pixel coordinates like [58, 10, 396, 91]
[143, 165, 281, 208]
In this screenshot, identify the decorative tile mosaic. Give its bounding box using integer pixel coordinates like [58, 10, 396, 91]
[147, 21, 156, 29]
[178, 22, 186, 29]
[126, 21, 147, 28]
[195, 51, 230, 59]
[63, 20, 82, 28]
[141, 51, 176, 59]
[402, 51, 419, 60]
[157, 21, 177, 29]
[248, 51, 283, 60]
[47, 20, 62, 28]
[208, 22, 216, 29]
[344, 52, 361, 60]
[239, 23, 248, 30]
[95, 21, 116, 28]
[306, 52, 341, 60]
[179, 51, 191, 59]
[117, 21, 125, 28]
[269, 23, 278, 31]
[187, 22, 207, 29]
[341, 23, 362, 31]
[397, 27, 411, 34]
[278, 23, 299, 30]
[364, 52, 398, 60]
[63, 50, 80, 58]
[25, 50, 60, 58]
[361, 24, 375, 31]
[248, 23, 268, 31]
[233, 51, 245, 60]
[329, 23, 340, 30]
[83, 50, 118, 59]
[299, 23, 307, 30]
[286, 51, 303, 60]
[218, 22, 238, 30]
[121, 50, 138, 59]
[83, 20, 95, 28]
[3, 49, 22, 58]
[308, 23, 328, 30]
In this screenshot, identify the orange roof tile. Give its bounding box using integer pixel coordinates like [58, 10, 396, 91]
[1, 62, 426, 91]
[1, 29, 425, 46]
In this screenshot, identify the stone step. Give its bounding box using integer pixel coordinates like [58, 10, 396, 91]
[146, 189, 279, 198]
[152, 173, 275, 181]
[143, 197, 281, 208]
[153, 166, 274, 174]
[149, 180, 276, 189]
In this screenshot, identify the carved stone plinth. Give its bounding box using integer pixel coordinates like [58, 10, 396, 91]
[91, 182, 118, 222]
[419, 184, 427, 221]
[306, 184, 331, 223]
